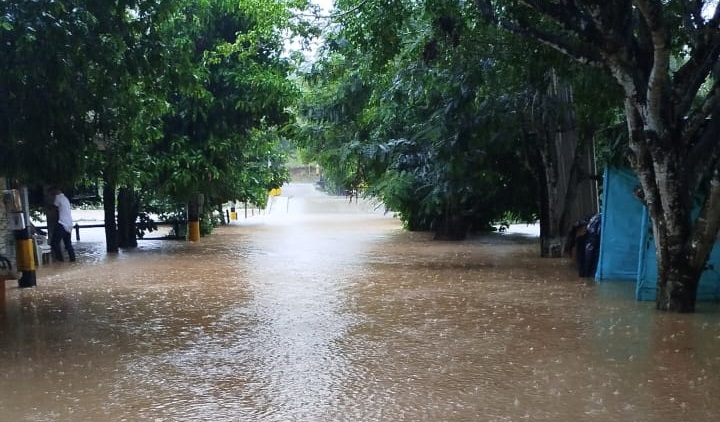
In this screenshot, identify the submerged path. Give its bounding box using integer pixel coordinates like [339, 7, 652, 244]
[1, 183, 720, 421]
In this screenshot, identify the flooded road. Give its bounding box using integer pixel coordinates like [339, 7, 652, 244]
[2, 183, 720, 422]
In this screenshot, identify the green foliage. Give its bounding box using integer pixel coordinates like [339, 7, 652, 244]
[0, 0, 179, 186]
[294, 0, 631, 238]
[200, 209, 223, 236]
[1, 0, 309, 240]
[147, 0, 297, 208]
[297, 0, 548, 236]
[135, 212, 159, 240]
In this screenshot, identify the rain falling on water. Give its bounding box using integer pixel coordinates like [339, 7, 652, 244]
[2, 183, 720, 421]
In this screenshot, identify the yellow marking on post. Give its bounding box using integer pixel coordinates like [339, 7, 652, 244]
[15, 238, 35, 271]
[188, 221, 201, 242]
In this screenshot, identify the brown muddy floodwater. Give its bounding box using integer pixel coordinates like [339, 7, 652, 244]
[2, 183, 720, 422]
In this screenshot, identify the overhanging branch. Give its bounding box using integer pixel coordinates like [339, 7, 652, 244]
[684, 82, 720, 143]
[685, 97, 720, 190]
[673, 28, 720, 114]
[474, 1, 604, 66]
[689, 168, 720, 271]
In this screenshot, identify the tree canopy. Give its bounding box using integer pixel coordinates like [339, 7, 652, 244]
[0, 0, 177, 186]
[148, 0, 299, 207]
[0, 0, 310, 211]
[475, 0, 720, 311]
[295, 0, 620, 238]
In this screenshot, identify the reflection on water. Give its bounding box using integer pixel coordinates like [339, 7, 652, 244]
[2, 183, 720, 421]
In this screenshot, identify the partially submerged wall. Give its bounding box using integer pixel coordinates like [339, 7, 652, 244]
[636, 208, 720, 301]
[596, 167, 720, 301]
[595, 168, 644, 281]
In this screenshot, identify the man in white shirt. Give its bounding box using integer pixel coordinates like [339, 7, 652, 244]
[50, 187, 76, 262]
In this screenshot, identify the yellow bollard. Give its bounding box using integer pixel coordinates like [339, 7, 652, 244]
[15, 238, 35, 271]
[188, 220, 200, 242]
[15, 236, 36, 288]
[230, 211, 237, 221]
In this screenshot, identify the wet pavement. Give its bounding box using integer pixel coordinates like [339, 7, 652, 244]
[1, 183, 720, 421]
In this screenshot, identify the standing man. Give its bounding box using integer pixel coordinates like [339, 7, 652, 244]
[50, 187, 76, 262]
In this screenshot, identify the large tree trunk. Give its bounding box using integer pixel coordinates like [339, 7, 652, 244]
[433, 214, 469, 240]
[627, 104, 720, 313]
[646, 171, 720, 312]
[117, 187, 138, 248]
[433, 200, 470, 241]
[647, 191, 701, 312]
[102, 175, 118, 254]
[629, 122, 696, 311]
[536, 154, 552, 254]
[530, 73, 598, 258]
[187, 193, 204, 241]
